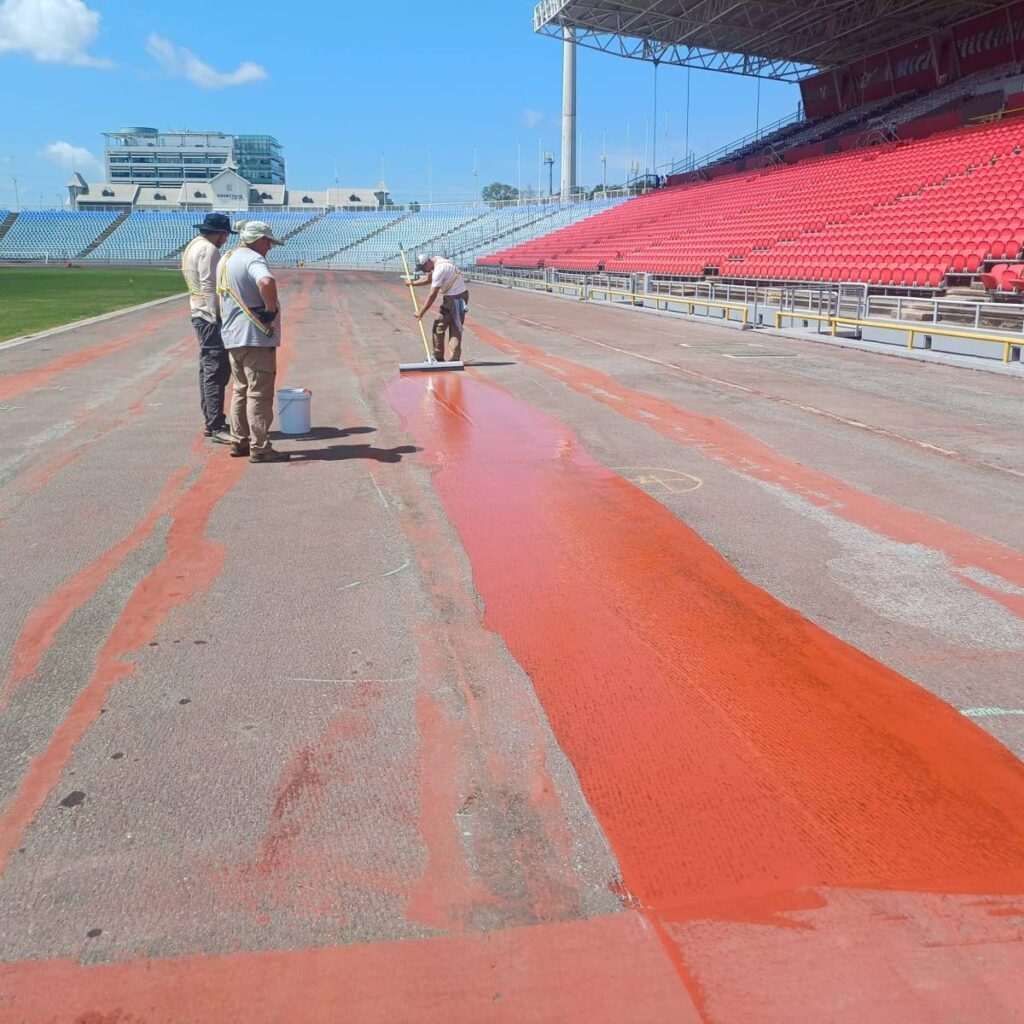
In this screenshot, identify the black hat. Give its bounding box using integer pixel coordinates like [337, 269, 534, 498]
[194, 212, 237, 235]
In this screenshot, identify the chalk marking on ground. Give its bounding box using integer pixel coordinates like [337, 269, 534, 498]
[613, 466, 705, 494]
[382, 558, 411, 578]
[368, 472, 389, 511]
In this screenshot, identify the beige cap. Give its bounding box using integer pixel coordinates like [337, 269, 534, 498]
[240, 221, 284, 246]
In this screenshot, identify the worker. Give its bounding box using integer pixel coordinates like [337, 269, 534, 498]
[217, 220, 290, 464]
[181, 212, 237, 443]
[406, 253, 470, 362]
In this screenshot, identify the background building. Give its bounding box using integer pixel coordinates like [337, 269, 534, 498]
[103, 127, 285, 187]
[70, 125, 386, 211]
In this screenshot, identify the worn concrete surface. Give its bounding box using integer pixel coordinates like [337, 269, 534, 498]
[0, 270, 1021, 1023]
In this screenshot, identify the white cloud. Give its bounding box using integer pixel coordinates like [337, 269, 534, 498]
[146, 34, 267, 88]
[0, 0, 110, 67]
[521, 108, 545, 129]
[43, 140, 99, 170]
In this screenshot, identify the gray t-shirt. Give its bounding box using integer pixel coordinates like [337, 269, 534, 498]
[219, 247, 278, 349]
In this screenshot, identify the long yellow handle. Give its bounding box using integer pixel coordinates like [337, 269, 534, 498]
[400, 249, 434, 362]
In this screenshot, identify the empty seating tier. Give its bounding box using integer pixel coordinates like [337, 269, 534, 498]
[0, 211, 121, 260]
[483, 119, 1024, 288]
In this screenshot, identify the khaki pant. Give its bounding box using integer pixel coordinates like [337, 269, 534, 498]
[432, 289, 469, 362]
[229, 346, 277, 453]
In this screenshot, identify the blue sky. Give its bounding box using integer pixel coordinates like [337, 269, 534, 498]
[0, 0, 799, 208]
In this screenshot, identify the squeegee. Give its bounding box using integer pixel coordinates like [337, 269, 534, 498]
[398, 248, 465, 373]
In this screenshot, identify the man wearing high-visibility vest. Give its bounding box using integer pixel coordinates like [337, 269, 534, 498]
[218, 220, 290, 463]
[181, 213, 237, 443]
[406, 253, 470, 362]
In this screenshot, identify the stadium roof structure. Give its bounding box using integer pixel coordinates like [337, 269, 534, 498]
[533, 0, 1015, 81]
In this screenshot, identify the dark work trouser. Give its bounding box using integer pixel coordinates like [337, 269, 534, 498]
[431, 289, 469, 362]
[192, 317, 231, 432]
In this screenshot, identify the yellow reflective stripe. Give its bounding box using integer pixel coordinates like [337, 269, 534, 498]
[217, 249, 272, 336]
[181, 237, 207, 298]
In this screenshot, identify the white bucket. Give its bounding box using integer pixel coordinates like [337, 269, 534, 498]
[277, 388, 312, 435]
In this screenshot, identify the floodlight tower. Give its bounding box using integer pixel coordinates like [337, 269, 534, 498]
[543, 151, 555, 196]
[560, 25, 577, 200]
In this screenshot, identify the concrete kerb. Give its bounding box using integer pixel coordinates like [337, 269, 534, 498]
[757, 325, 1024, 377]
[471, 279, 1024, 378]
[0, 292, 187, 352]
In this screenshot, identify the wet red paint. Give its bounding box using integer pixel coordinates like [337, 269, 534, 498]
[0, 912, 697, 1024]
[0, 306, 182, 404]
[467, 319, 1024, 607]
[326, 280, 586, 930]
[387, 369, 1024, 1013]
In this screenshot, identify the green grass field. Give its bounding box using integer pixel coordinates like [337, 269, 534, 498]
[0, 267, 186, 342]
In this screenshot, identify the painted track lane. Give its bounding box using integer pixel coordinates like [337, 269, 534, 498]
[0, 270, 1022, 1022]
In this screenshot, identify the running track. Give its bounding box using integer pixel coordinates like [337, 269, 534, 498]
[0, 270, 1022, 1023]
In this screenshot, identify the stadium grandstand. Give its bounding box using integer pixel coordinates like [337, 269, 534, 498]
[3, 2, 1024, 362]
[4, 4, 1024, 1022]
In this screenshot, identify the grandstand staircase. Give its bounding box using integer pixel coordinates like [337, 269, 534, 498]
[0, 211, 17, 244]
[282, 210, 328, 242]
[447, 205, 575, 261]
[76, 210, 131, 258]
[316, 211, 414, 263]
[359, 209, 496, 268]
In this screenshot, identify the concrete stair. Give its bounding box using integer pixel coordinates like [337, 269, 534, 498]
[76, 210, 131, 258]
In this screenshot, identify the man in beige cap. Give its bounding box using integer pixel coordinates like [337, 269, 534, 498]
[407, 253, 469, 362]
[218, 221, 290, 463]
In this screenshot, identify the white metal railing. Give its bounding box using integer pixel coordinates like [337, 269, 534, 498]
[670, 107, 806, 175]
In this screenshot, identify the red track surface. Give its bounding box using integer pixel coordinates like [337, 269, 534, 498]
[0, 271, 1022, 1022]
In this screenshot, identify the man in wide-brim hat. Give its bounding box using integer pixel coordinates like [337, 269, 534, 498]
[181, 212, 237, 443]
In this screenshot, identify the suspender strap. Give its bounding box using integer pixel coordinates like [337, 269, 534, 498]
[217, 249, 273, 337]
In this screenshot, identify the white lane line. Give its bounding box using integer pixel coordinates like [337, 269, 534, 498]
[962, 707, 1024, 718]
[284, 675, 417, 685]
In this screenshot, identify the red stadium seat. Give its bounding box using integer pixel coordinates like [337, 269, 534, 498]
[482, 119, 1024, 292]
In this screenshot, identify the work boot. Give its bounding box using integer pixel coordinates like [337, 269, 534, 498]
[229, 441, 250, 458]
[249, 447, 291, 464]
[209, 429, 233, 445]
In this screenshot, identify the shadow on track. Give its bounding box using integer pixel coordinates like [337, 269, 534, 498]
[270, 425, 376, 441]
[290, 443, 421, 463]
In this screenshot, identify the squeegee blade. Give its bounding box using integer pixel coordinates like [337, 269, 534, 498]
[399, 361, 465, 372]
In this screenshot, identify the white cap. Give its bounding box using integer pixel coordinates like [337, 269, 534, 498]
[416, 252, 432, 269]
[240, 221, 284, 246]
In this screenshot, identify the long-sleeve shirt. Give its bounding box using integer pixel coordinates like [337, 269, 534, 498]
[181, 235, 221, 324]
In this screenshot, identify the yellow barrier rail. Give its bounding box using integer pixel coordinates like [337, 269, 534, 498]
[774, 309, 1022, 363]
[485, 280, 1021, 363]
[775, 310, 833, 328]
[830, 317, 1022, 363]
